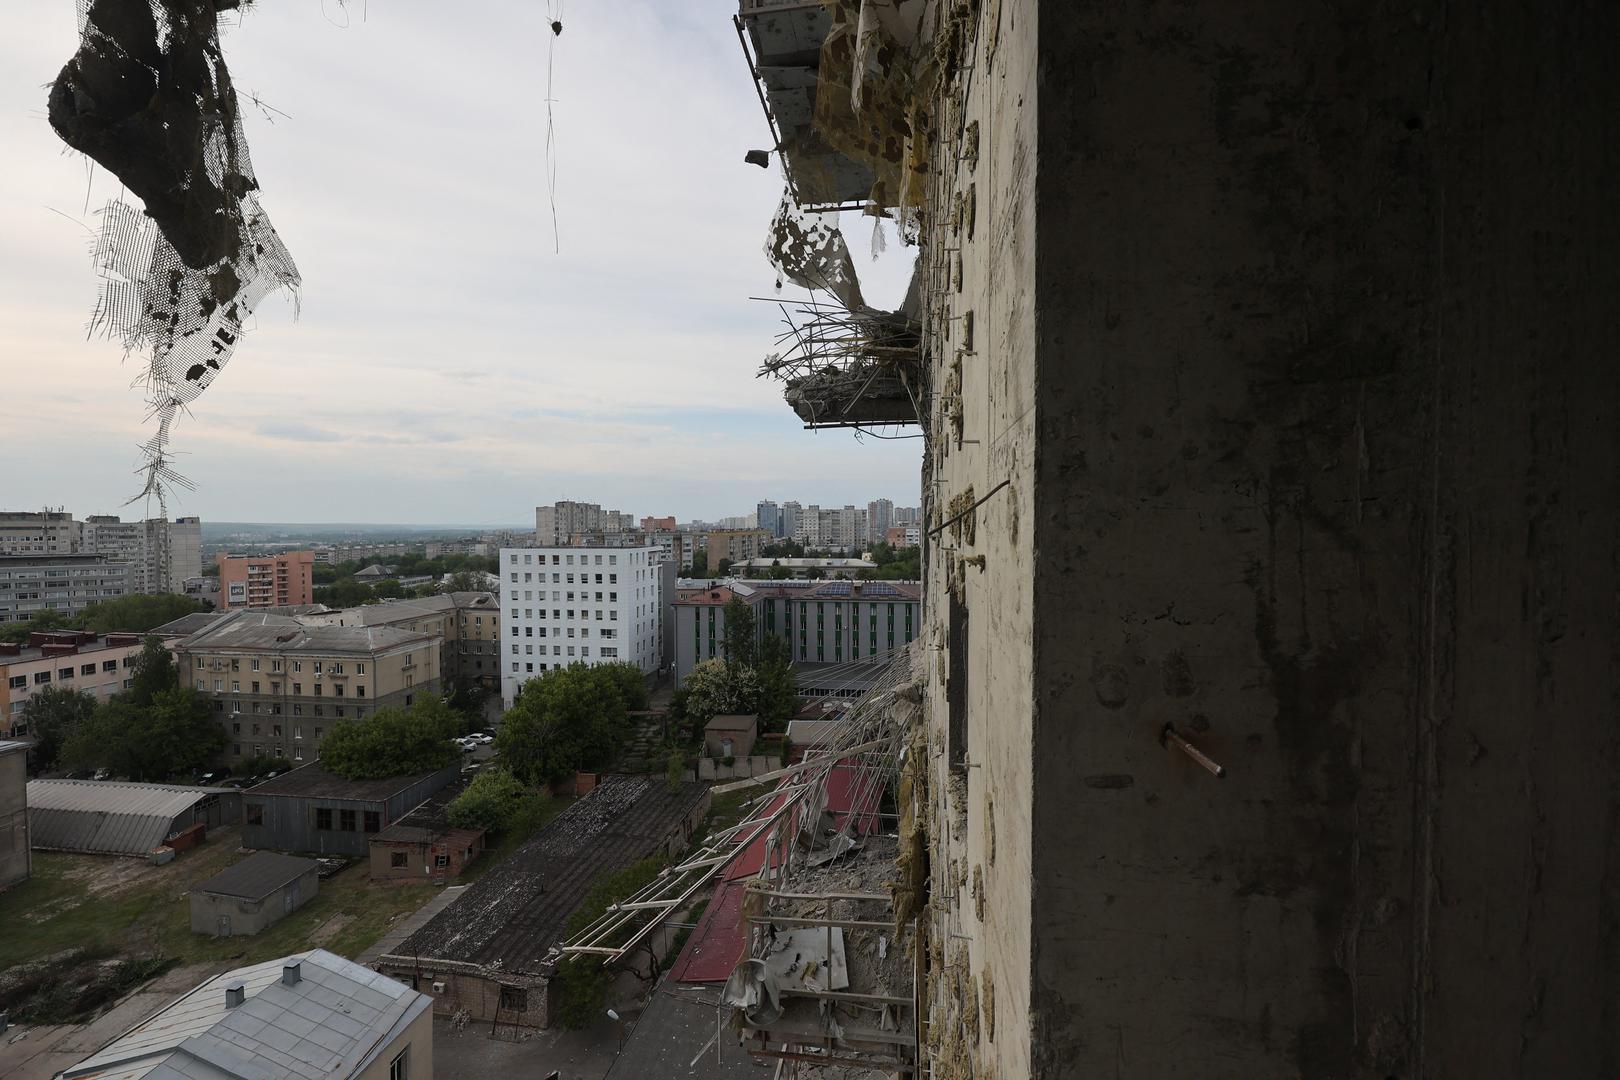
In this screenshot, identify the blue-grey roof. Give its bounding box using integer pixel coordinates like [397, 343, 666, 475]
[191, 852, 319, 901]
[27, 780, 234, 856]
[61, 948, 428, 1080]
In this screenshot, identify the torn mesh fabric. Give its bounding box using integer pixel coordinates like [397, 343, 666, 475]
[49, 0, 299, 502]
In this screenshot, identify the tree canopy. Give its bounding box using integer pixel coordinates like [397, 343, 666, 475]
[445, 766, 533, 832]
[318, 698, 461, 779]
[0, 594, 206, 644]
[496, 663, 647, 785]
[721, 597, 757, 668]
[61, 686, 225, 782]
[17, 686, 97, 773]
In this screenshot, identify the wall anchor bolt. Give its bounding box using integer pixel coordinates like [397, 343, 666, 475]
[1162, 723, 1226, 779]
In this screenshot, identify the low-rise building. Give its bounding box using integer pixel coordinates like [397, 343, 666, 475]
[499, 546, 664, 707]
[57, 949, 432, 1080]
[734, 556, 877, 578]
[1, 631, 146, 735]
[28, 779, 241, 856]
[0, 739, 28, 890]
[704, 714, 758, 760]
[377, 775, 710, 1027]
[0, 553, 132, 627]
[216, 550, 314, 610]
[169, 610, 442, 765]
[884, 524, 922, 548]
[703, 528, 772, 567]
[190, 851, 320, 937]
[242, 761, 463, 858]
[368, 783, 486, 885]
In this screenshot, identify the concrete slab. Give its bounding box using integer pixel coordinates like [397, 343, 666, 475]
[606, 985, 771, 1079]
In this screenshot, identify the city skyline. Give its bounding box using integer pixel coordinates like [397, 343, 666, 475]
[0, 1, 920, 523]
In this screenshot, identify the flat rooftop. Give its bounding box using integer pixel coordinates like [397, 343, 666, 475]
[246, 762, 453, 803]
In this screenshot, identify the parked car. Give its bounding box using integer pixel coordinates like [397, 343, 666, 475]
[471, 733, 494, 745]
[197, 770, 227, 786]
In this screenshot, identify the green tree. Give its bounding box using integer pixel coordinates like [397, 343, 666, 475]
[722, 597, 757, 668]
[715, 557, 734, 577]
[495, 663, 643, 785]
[553, 854, 671, 1028]
[76, 594, 205, 634]
[679, 659, 760, 728]
[318, 699, 460, 779]
[768, 560, 792, 580]
[685, 551, 709, 578]
[370, 578, 404, 600]
[445, 766, 536, 832]
[127, 636, 179, 706]
[755, 634, 798, 730]
[443, 569, 489, 594]
[17, 686, 97, 773]
[61, 687, 226, 782]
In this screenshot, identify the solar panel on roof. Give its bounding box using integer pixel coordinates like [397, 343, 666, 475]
[820, 582, 852, 596]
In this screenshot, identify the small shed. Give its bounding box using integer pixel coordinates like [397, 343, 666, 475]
[369, 783, 487, 884]
[704, 714, 758, 760]
[190, 851, 320, 937]
[27, 780, 241, 857]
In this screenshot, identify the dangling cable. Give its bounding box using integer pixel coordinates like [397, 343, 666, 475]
[545, 0, 564, 253]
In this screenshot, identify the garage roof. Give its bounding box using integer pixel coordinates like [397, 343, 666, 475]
[28, 779, 234, 856]
[192, 851, 319, 900]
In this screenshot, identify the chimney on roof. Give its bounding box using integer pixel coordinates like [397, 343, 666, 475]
[225, 982, 246, 1008]
[282, 961, 301, 986]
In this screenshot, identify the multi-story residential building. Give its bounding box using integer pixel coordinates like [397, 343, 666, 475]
[866, 499, 894, 544]
[644, 529, 696, 571]
[756, 500, 783, 538]
[498, 546, 663, 707]
[0, 554, 132, 626]
[171, 610, 441, 765]
[316, 592, 501, 694]
[80, 514, 202, 593]
[641, 515, 677, 532]
[534, 501, 632, 545]
[892, 505, 921, 525]
[0, 510, 79, 556]
[703, 528, 772, 567]
[885, 525, 922, 548]
[780, 500, 802, 541]
[672, 578, 919, 684]
[790, 505, 868, 552]
[217, 551, 315, 610]
[1, 631, 146, 735]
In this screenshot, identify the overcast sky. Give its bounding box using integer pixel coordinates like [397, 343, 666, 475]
[0, 1, 920, 525]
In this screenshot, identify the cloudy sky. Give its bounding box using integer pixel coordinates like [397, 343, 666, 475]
[0, 1, 920, 525]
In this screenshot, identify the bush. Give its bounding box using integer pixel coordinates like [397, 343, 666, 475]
[665, 749, 687, 792]
[446, 767, 534, 832]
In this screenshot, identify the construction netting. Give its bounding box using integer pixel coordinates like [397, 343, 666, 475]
[49, 0, 300, 504]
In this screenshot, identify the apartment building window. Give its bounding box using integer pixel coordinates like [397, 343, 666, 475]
[195, 657, 205, 669]
[272, 659, 283, 672]
[293, 745, 303, 761]
[608, 555, 617, 566]
[103, 659, 117, 672]
[232, 722, 241, 734]
[58, 666, 73, 681]
[293, 661, 303, 673]
[512, 662, 519, 672]
[251, 658, 260, 672]
[389, 1047, 410, 1080]
[293, 704, 303, 715]
[313, 683, 322, 696]
[356, 685, 366, 697]
[196, 678, 206, 691]
[314, 726, 324, 739]
[251, 702, 261, 714]
[214, 679, 222, 693]
[6, 675, 25, 690]
[334, 684, 345, 698]
[230, 659, 240, 672]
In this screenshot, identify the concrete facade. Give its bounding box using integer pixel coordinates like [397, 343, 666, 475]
[0, 740, 29, 891]
[498, 546, 663, 707]
[894, 2, 1620, 1077]
[216, 551, 315, 610]
[189, 853, 320, 937]
[0, 554, 132, 627]
[80, 515, 202, 593]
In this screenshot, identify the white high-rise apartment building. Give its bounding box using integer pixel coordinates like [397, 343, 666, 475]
[80, 515, 201, 593]
[498, 545, 663, 707]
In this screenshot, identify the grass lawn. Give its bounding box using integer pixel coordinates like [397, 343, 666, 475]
[0, 828, 435, 973]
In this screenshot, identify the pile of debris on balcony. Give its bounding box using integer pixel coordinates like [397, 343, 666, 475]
[561, 646, 922, 1077]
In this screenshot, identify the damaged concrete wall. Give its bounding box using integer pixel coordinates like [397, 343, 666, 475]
[1024, 2, 1620, 1078]
[918, 1, 1039, 1078]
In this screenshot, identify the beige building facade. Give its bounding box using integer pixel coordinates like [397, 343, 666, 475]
[315, 592, 500, 695]
[216, 551, 315, 610]
[170, 611, 441, 765]
[1, 631, 145, 735]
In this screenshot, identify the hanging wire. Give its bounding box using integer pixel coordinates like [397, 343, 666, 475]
[544, 0, 564, 253]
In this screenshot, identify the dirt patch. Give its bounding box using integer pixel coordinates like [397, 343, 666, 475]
[307, 912, 354, 946]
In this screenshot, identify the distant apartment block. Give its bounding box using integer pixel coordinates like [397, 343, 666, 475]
[0, 554, 132, 626]
[81, 514, 202, 593]
[756, 500, 784, 538]
[314, 591, 501, 694]
[169, 610, 440, 765]
[866, 498, 894, 543]
[217, 551, 314, 610]
[791, 504, 868, 552]
[673, 578, 919, 683]
[0, 510, 79, 556]
[534, 500, 633, 545]
[641, 515, 677, 531]
[885, 524, 922, 548]
[703, 528, 772, 566]
[1, 630, 146, 735]
[499, 546, 663, 707]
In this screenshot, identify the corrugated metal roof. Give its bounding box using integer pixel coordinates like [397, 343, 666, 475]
[191, 851, 319, 900]
[27, 780, 232, 856]
[61, 948, 428, 1080]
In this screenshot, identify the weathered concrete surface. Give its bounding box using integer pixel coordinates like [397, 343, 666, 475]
[1022, 2, 1620, 1078]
